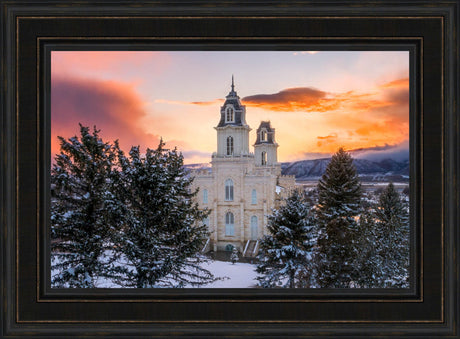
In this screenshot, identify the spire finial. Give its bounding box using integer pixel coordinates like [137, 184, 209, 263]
[231, 75, 235, 92]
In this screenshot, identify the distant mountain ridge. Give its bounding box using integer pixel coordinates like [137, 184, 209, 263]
[184, 158, 409, 182]
[281, 158, 409, 181]
[184, 163, 211, 171]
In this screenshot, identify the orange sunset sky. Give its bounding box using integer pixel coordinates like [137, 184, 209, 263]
[51, 51, 409, 164]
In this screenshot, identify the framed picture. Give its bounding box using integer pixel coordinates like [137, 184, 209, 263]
[1, 0, 458, 337]
[49, 50, 412, 291]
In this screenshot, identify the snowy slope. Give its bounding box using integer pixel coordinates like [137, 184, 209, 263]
[52, 254, 259, 288]
[192, 260, 258, 288]
[281, 158, 409, 181]
[186, 158, 409, 181]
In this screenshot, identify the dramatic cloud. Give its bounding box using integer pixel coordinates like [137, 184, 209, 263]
[242, 87, 335, 112]
[51, 76, 161, 155]
[348, 143, 397, 154]
[139, 77, 409, 161]
[190, 100, 224, 106]
[316, 133, 338, 147]
[50, 49, 409, 164]
[317, 134, 338, 140]
[242, 78, 409, 158]
[380, 78, 409, 89]
[150, 78, 409, 160]
[241, 78, 409, 116]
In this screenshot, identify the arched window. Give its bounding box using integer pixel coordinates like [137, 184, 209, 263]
[202, 216, 209, 227]
[226, 107, 234, 122]
[261, 130, 267, 141]
[225, 212, 235, 236]
[225, 179, 234, 201]
[250, 215, 258, 240]
[261, 151, 267, 165]
[251, 189, 257, 204]
[203, 189, 208, 204]
[226, 136, 234, 155]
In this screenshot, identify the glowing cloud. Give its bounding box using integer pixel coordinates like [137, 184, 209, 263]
[380, 78, 409, 89]
[51, 76, 161, 155]
[242, 87, 335, 112]
[317, 133, 338, 148]
[239, 78, 409, 157]
[348, 143, 398, 154]
[51, 51, 409, 163]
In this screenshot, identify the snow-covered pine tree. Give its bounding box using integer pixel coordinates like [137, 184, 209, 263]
[354, 210, 379, 288]
[314, 148, 362, 288]
[51, 124, 119, 288]
[230, 247, 239, 265]
[256, 190, 316, 288]
[372, 182, 410, 287]
[112, 141, 216, 288]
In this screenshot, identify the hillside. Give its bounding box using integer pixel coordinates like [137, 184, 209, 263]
[184, 158, 409, 182]
[281, 158, 409, 181]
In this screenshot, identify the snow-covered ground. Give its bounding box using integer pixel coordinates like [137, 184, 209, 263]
[194, 260, 258, 288]
[52, 255, 259, 288]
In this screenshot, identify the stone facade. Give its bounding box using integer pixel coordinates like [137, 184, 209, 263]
[191, 78, 296, 252]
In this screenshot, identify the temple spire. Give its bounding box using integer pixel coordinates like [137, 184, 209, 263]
[231, 75, 235, 92]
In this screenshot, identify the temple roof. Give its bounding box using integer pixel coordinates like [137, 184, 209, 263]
[216, 76, 247, 128]
[254, 121, 276, 145]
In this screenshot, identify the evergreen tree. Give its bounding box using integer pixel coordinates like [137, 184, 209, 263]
[354, 210, 379, 288]
[256, 190, 316, 288]
[314, 148, 362, 288]
[230, 247, 239, 265]
[51, 124, 120, 288]
[112, 141, 216, 288]
[354, 183, 410, 288]
[372, 182, 410, 287]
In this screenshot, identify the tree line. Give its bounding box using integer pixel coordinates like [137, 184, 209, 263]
[51, 125, 215, 288]
[256, 148, 410, 288]
[52, 125, 409, 289]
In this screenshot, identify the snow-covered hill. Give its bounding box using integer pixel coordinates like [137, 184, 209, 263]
[184, 158, 409, 182]
[281, 158, 409, 181]
[184, 163, 211, 171]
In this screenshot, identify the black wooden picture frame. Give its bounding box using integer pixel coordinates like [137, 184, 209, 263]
[1, 1, 458, 337]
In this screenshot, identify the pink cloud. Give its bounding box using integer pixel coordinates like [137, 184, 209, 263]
[51, 51, 170, 79]
[51, 75, 161, 155]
